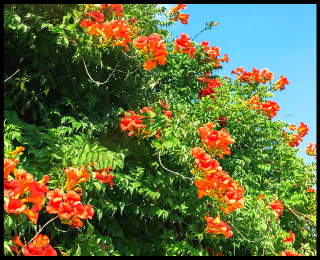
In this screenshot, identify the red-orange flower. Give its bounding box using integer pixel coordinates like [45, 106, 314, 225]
[168, 4, 187, 15]
[272, 75, 289, 91]
[307, 187, 316, 193]
[10, 233, 24, 254]
[4, 199, 27, 214]
[94, 166, 114, 187]
[21, 234, 57, 256]
[198, 122, 235, 159]
[79, 19, 93, 29]
[204, 215, 233, 239]
[246, 95, 260, 110]
[4, 158, 19, 179]
[269, 198, 284, 221]
[4, 179, 21, 199]
[88, 10, 104, 23]
[133, 33, 167, 71]
[279, 249, 302, 256]
[46, 188, 94, 227]
[174, 33, 196, 58]
[107, 4, 123, 17]
[288, 124, 296, 131]
[232, 66, 275, 85]
[64, 166, 90, 191]
[22, 206, 39, 224]
[120, 110, 148, 137]
[283, 230, 295, 243]
[297, 122, 309, 138]
[10, 146, 25, 155]
[306, 142, 316, 159]
[260, 100, 280, 120]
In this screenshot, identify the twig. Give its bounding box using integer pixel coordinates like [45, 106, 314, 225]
[82, 58, 120, 85]
[4, 69, 20, 83]
[285, 205, 315, 226]
[230, 223, 265, 243]
[18, 215, 59, 256]
[158, 150, 194, 180]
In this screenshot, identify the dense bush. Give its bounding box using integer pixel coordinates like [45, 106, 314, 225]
[4, 4, 316, 256]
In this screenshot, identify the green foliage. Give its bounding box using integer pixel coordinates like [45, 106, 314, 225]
[4, 4, 316, 256]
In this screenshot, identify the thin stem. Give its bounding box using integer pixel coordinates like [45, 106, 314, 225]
[4, 69, 20, 83]
[18, 215, 59, 256]
[158, 150, 194, 180]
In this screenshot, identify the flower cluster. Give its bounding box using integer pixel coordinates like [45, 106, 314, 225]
[283, 230, 295, 243]
[231, 66, 290, 91]
[306, 187, 316, 193]
[64, 166, 90, 191]
[283, 122, 309, 147]
[120, 100, 172, 139]
[173, 33, 196, 58]
[305, 142, 316, 159]
[190, 122, 244, 239]
[133, 33, 167, 71]
[271, 75, 290, 91]
[204, 214, 233, 239]
[201, 41, 229, 67]
[231, 66, 275, 84]
[46, 188, 94, 228]
[246, 95, 280, 120]
[197, 74, 221, 100]
[197, 122, 235, 159]
[11, 233, 57, 256]
[168, 4, 190, 25]
[4, 153, 50, 224]
[80, 5, 132, 51]
[269, 198, 284, 221]
[279, 250, 303, 256]
[90, 163, 114, 187]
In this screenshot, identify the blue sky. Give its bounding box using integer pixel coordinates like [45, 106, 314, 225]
[157, 4, 317, 166]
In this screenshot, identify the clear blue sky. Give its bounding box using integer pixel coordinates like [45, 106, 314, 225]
[158, 4, 317, 166]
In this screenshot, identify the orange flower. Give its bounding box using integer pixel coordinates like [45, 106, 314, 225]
[10, 233, 24, 254]
[232, 66, 275, 85]
[198, 123, 235, 159]
[246, 95, 260, 110]
[269, 198, 284, 221]
[10, 146, 25, 155]
[46, 188, 94, 226]
[133, 33, 167, 70]
[297, 122, 309, 138]
[279, 250, 302, 256]
[95, 167, 114, 187]
[22, 206, 39, 224]
[272, 75, 289, 91]
[107, 4, 123, 17]
[4, 199, 27, 214]
[204, 215, 233, 239]
[288, 124, 296, 131]
[174, 33, 196, 58]
[120, 110, 149, 137]
[176, 13, 190, 25]
[260, 100, 280, 120]
[79, 19, 93, 29]
[307, 187, 316, 193]
[283, 230, 295, 243]
[4, 179, 21, 199]
[88, 10, 104, 23]
[168, 4, 187, 15]
[306, 142, 316, 159]
[64, 166, 90, 191]
[4, 158, 19, 179]
[21, 234, 57, 256]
